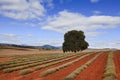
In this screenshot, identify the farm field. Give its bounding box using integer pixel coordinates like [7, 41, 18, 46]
[0, 0, 119, 80]
[0, 50, 119, 80]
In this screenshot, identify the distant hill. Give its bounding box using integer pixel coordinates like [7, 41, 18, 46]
[0, 43, 61, 50]
[40, 45, 60, 50]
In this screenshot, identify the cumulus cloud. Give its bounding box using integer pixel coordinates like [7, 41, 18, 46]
[42, 10, 120, 37]
[0, 0, 45, 20]
[42, 0, 54, 9]
[90, 0, 99, 3]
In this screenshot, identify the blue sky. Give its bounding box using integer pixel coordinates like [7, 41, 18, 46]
[0, 0, 120, 49]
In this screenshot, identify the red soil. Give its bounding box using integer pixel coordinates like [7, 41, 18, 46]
[37, 53, 97, 80]
[0, 57, 13, 75]
[0, 57, 12, 62]
[0, 71, 4, 75]
[0, 71, 19, 80]
[114, 50, 120, 80]
[74, 52, 108, 80]
[14, 55, 83, 80]
[0, 55, 81, 80]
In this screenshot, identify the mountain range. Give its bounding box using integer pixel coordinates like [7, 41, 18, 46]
[0, 43, 61, 50]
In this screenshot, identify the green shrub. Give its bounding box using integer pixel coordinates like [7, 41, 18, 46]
[20, 69, 33, 75]
[41, 68, 57, 77]
[34, 66, 44, 71]
[64, 73, 76, 80]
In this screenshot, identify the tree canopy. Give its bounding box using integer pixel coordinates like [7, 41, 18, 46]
[62, 30, 89, 53]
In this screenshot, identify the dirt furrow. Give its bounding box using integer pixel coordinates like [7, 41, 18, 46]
[0, 57, 13, 62]
[14, 54, 85, 80]
[37, 53, 96, 80]
[74, 52, 108, 80]
[114, 50, 120, 80]
[0, 54, 80, 80]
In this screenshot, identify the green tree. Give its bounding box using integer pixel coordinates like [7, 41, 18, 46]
[62, 30, 89, 53]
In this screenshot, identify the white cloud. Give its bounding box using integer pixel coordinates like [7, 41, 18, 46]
[27, 34, 33, 38]
[85, 31, 101, 37]
[90, 0, 99, 3]
[29, 39, 63, 46]
[90, 40, 120, 49]
[42, 0, 54, 9]
[0, 33, 62, 46]
[0, 34, 22, 44]
[0, 0, 45, 20]
[93, 10, 101, 15]
[42, 10, 120, 37]
[59, 0, 73, 4]
[24, 22, 36, 27]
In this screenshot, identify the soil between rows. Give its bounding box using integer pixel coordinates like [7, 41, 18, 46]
[0, 53, 88, 80]
[15, 55, 82, 80]
[75, 52, 108, 80]
[114, 50, 120, 80]
[37, 53, 96, 80]
[0, 57, 13, 63]
[0, 54, 81, 80]
[0, 51, 115, 80]
[0, 57, 13, 75]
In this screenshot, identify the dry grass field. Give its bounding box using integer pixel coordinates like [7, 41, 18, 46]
[0, 47, 63, 57]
